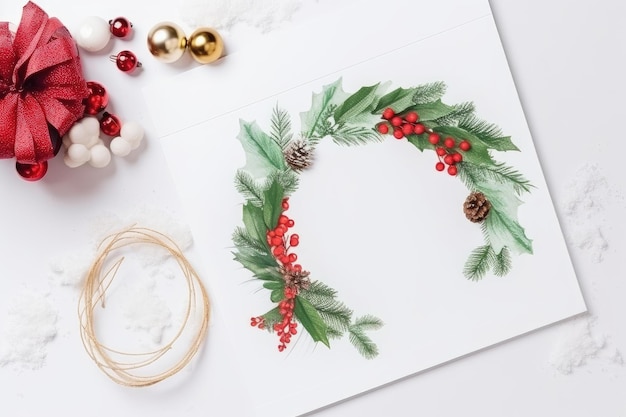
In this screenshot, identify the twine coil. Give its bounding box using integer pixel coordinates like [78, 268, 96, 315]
[78, 226, 210, 387]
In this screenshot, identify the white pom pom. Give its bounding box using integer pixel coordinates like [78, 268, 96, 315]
[110, 137, 132, 157]
[67, 144, 91, 164]
[81, 117, 101, 136]
[120, 121, 144, 144]
[64, 154, 86, 168]
[88, 144, 111, 168]
[68, 123, 89, 145]
[75, 17, 111, 52]
[62, 135, 72, 149]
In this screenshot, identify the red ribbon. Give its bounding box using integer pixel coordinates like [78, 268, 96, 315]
[0, 2, 88, 163]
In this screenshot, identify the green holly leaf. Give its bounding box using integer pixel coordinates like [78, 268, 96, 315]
[300, 78, 349, 139]
[407, 133, 433, 152]
[373, 86, 418, 114]
[233, 248, 281, 281]
[242, 203, 270, 246]
[262, 177, 284, 230]
[485, 206, 533, 255]
[270, 288, 284, 303]
[411, 100, 455, 121]
[294, 295, 330, 348]
[334, 83, 388, 124]
[263, 281, 284, 291]
[238, 120, 286, 178]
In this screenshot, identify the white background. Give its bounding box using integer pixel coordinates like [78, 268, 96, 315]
[0, 0, 624, 416]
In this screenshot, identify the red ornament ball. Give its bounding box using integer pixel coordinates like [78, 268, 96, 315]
[112, 50, 141, 72]
[109, 17, 132, 38]
[16, 161, 48, 181]
[100, 112, 122, 136]
[84, 81, 109, 115]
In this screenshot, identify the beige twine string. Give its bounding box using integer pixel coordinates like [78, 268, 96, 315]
[78, 226, 210, 387]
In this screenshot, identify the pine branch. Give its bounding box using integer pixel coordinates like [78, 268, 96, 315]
[459, 161, 533, 195]
[232, 227, 268, 254]
[433, 101, 475, 125]
[270, 105, 294, 151]
[463, 245, 496, 281]
[458, 115, 519, 151]
[300, 281, 352, 337]
[235, 169, 265, 206]
[353, 315, 384, 331]
[412, 81, 447, 105]
[267, 169, 299, 195]
[348, 322, 379, 359]
[330, 124, 382, 146]
[492, 247, 512, 277]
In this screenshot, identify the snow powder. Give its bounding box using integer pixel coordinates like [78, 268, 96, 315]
[0, 289, 58, 370]
[179, 0, 302, 32]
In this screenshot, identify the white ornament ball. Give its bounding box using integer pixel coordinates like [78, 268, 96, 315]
[62, 134, 72, 149]
[81, 116, 101, 135]
[120, 121, 144, 144]
[75, 16, 111, 52]
[110, 137, 132, 157]
[68, 123, 89, 145]
[64, 154, 85, 168]
[67, 143, 91, 164]
[88, 144, 111, 168]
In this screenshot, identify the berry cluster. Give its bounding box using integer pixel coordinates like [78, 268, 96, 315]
[376, 107, 472, 176]
[428, 133, 471, 176]
[274, 287, 298, 352]
[377, 108, 425, 139]
[265, 198, 302, 272]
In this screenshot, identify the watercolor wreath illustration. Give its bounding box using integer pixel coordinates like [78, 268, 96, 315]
[232, 78, 533, 358]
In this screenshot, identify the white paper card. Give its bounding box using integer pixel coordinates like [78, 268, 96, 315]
[144, 1, 585, 416]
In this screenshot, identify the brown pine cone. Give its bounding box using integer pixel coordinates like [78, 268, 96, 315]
[284, 139, 313, 171]
[463, 192, 491, 223]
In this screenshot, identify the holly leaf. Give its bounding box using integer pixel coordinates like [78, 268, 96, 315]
[242, 203, 270, 246]
[262, 177, 284, 229]
[263, 281, 284, 291]
[261, 307, 282, 332]
[270, 288, 284, 303]
[334, 82, 388, 124]
[238, 120, 286, 178]
[300, 78, 349, 139]
[373, 86, 418, 114]
[233, 248, 281, 281]
[411, 100, 455, 121]
[484, 207, 533, 255]
[294, 295, 330, 348]
[406, 133, 433, 152]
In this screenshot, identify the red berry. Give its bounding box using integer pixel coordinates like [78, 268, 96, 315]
[275, 228, 285, 237]
[268, 230, 276, 237]
[436, 147, 446, 156]
[289, 235, 299, 247]
[390, 116, 403, 127]
[278, 344, 286, 352]
[377, 123, 389, 134]
[287, 219, 295, 228]
[278, 215, 289, 225]
[452, 153, 463, 163]
[448, 165, 458, 176]
[459, 140, 471, 151]
[293, 264, 302, 272]
[435, 162, 445, 171]
[413, 124, 425, 135]
[282, 200, 290, 210]
[382, 108, 395, 120]
[428, 133, 440, 145]
[271, 237, 283, 246]
[444, 154, 454, 165]
[393, 129, 404, 139]
[444, 137, 455, 148]
[401, 123, 414, 136]
[280, 255, 290, 264]
[405, 111, 419, 123]
[288, 253, 298, 262]
[273, 246, 285, 256]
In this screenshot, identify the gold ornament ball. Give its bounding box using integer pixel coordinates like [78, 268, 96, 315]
[187, 28, 224, 64]
[147, 22, 188, 63]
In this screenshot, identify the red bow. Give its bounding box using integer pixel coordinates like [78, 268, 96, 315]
[0, 2, 88, 163]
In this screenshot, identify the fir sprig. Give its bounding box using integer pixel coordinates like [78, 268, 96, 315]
[235, 169, 265, 207]
[270, 105, 294, 151]
[459, 161, 533, 195]
[412, 81, 447, 104]
[348, 315, 384, 360]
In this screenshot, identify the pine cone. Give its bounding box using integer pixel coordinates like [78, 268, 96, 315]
[281, 267, 311, 291]
[284, 139, 313, 171]
[463, 192, 491, 223]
